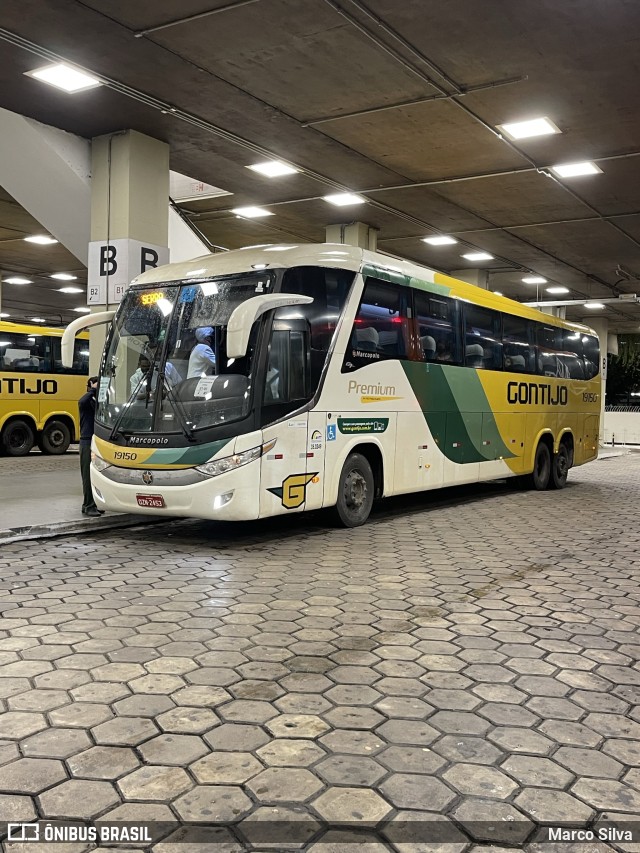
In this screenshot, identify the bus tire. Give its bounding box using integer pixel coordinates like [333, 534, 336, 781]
[334, 452, 375, 528]
[38, 420, 71, 455]
[550, 444, 569, 490]
[2, 419, 35, 457]
[528, 441, 551, 490]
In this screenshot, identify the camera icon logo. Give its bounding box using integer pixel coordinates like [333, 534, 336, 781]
[7, 823, 40, 841]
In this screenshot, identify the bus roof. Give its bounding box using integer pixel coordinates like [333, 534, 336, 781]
[0, 320, 89, 338]
[131, 243, 596, 337]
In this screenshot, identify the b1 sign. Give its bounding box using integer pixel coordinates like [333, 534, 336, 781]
[87, 239, 169, 305]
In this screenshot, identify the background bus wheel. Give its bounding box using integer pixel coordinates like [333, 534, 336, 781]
[528, 441, 551, 490]
[550, 444, 569, 490]
[2, 419, 35, 457]
[334, 453, 374, 528]
[38, 420, 71, 455]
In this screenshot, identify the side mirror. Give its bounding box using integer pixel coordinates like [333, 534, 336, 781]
[226, 294, 313, 358]
[61, 310, 115, 368]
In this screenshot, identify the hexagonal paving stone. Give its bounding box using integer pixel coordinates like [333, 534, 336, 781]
[204, 723, 270, 752]
[22, 727, 92, 759]
[246, 767, 324, 803]
[570, 778, 640, 812]
[274, 692, 332, 715]
[39, 779, 120, 819]
[156, 706, 219, 734]
[380, 774, 455, 811]
[325, 685, 382, 706]
[524, 696, 585, 720]
[0, 740, 20, 766]
[426, 689, 482, 711]
[217, 699, 278, 725]
[92, 716, 158, 746]
[582, 713, 640, 739]
[0, 757, 67, 794]
[383, 810, 468, 852]
[99, 802, 175, 843]
[514, 788, 594, 823]
[501, 755, 574, 788]
[312, 787, 391, 824]
[174, 785, 253, 822]
[239, 804, 320, 849]
[257, 739, 326, 768]
[538, 720, 602, 746]
[266, 714, 330, 739]
[67, 746, 140, 780]
[118, 765, 193, 801]
[320, 730, 385, 755]
[432, 735, 504, 766]
[452, 800, 533, 844]
[376, 719, 439, 745]
[90, 662, 146, 681]
[171, 685, 231, 707]
[0, 711, 47, 739]
[128, 674, 186, 694]
[71, 682, 131, 703]
[487, 727, 555, 755]
[377, 745, 446, 774]
[0, 792, 37, 822]
[113, 695, 175, 717]
[49, 702, 113, 728]
[444, 763, 519, 799]
[553, 746, 623, 779]
[316, 754, 387, 786]
[8, 689, 70, 712]
[429, 711, 491, 736]
[138, 734, 209, 765]
[324, 706, 385, 730]
[191, 751, 263, 784]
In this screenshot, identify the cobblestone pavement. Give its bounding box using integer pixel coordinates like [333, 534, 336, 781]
[1, 454, 639, 852]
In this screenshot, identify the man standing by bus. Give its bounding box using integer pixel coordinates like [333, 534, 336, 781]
[78, 376, 102, 517]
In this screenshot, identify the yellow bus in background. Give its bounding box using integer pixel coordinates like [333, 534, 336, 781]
[0, 321, 89, 456]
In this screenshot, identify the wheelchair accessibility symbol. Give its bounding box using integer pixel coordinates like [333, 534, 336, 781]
[326, 424, 337, 441]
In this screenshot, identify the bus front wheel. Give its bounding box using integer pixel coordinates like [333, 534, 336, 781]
[528, 441, 551, 490]
[334, 453, 375, 528]
[2, 419, 35, 457]
[549, 444, 569, 490]
[38, 420, 71, 455]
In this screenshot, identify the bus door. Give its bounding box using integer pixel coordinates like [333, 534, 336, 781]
[259, 318, 320, 517]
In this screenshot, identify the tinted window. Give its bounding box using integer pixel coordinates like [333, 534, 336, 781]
[50, 337, 90, 375]
[536, 324, 571, 378]
[0, 332, 47, 372]
[582, 334, 600, 379]
[559, 330, 585, 379]
[414, 291, 460, 363]
[502, 315, 535, 373]
[464, 304, 502, 370]
[345, 279, 408, 368]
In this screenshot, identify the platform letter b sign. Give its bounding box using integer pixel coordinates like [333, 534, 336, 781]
[141, 248, 159, 273]
[100, 245, 117, 276]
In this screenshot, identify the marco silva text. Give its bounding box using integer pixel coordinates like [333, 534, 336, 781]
[547, 827, 633, 842]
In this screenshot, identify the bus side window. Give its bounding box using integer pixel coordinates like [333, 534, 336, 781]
[502, 315, 534, 373]
[261, 321, 310, 420]
[414, 290, 459, 364]
[0, 332, 46, 372]
[348, 278, 409, 361]
[463, 304, 502, 370]
[582, 335, 600, 379]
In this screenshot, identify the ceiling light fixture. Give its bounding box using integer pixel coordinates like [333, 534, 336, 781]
[247, 161, 299, 177]
[0, 312, 10, 318]
[50, 273, 77, 281]
[58, 286, 84, 294]
[24, 235, 58, 245]
[423, 235, 458, 246]
[551, 161, 602, 178]
[462, 252, 494, 261]
[72, 306, 91, 313]
[546, 286, 569, 294]
[25, 62, 102, 93]
[323, 193, 365, 206]
[584, 301, 605, 309]
[231, 206, 273, 218]
[498, 117, 561, 140]
[5, 276, 32, 285]
[522, 276, 547, 284]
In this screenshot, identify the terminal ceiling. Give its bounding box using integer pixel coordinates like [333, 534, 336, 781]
[1, 0, 639, 332]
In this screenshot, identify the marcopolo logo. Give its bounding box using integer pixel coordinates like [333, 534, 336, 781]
[507, 381, 568, 406]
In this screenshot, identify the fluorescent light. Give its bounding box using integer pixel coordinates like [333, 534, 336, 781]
[493, 291, 503, 296]
[584, 302, 605, 309]
[251, 263, 268, 270]
[547, 286, 569, 294]
[50, 273, 77, 281]
[522, 276, 547, 284]
[24, 235, 58, 245]
[423, 235, 457, 246]
[323, 193, 365, 206]
[0, 312, 10, 318]
[25, 62, 102, 93]
[58, 286, 84, 294]
[498, 117, 561, 140]
[232, 206, 273, 218]
[247, 161, 299, 177]
[72, 306, 91, 313]
[551, 161, 602, 178]
[5, 276, 32, 285]
[31, 317, 45, 322]
[462, 252, 493, 261]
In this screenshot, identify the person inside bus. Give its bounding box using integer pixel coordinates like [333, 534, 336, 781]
[78, 376, 103, 517]
[129, 351, 180, 399]
[187, 327, 216, 378]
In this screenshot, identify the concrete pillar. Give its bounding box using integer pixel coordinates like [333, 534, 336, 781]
[539, 305, 567, 319]
[586, 317, 609, 443]
[450, 268, 489, 289]
[325, 222, 378, 251]
[88, 131, 170, 373]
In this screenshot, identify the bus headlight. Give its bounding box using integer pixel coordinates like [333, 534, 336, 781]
[91, 452, 110, 472]
[196, 439, 276, 478]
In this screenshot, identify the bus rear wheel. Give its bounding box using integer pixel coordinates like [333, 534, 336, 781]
[2, 419, 35, 457]
[528, 441, 551, 490]
[334, 453, 374, 528]
[38, 420, 71, 455]
[549, 444, 569, 490]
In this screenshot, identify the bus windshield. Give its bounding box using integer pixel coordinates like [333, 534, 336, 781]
[97, 272, 273, 435]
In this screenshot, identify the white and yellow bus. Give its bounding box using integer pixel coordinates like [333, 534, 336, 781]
[0, 321, 89, 456]
[62, 245, 600, 526]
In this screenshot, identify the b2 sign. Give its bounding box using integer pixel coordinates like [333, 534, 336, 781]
[87, 239, 169, 305]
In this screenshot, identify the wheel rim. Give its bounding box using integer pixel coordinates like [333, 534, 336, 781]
[48, 428, 65, 448]
[344, 469, 367, 511]
[9, 428, 28, 450]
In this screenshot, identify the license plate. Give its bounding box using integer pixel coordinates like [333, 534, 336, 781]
[136, 494, 165, 508]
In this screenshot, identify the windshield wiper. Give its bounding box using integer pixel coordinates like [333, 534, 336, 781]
[157, 372, 196, 442]
[108, 369, 150, 440]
